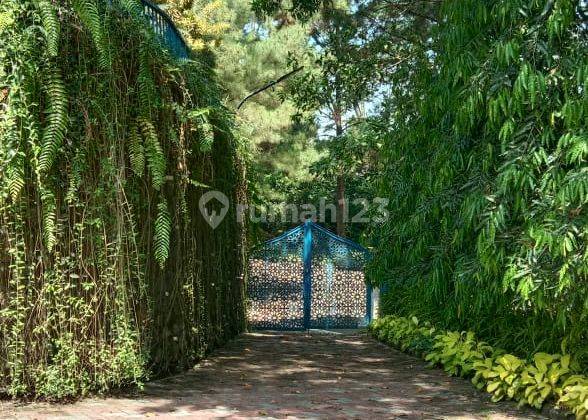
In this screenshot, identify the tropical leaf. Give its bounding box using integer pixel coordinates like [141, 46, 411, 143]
[72, 0, 111, 69]
[38, 68, 68, 174]
[36, 0, 60, 57]
[138, 118, 166, 190]
[41, 189, 57, 251]
[154, 198, 171, 268]
[128, 123, 145, 176]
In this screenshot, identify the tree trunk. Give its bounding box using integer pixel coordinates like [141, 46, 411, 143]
[336, 174, 346, 237]
[334, 107, 346, 237]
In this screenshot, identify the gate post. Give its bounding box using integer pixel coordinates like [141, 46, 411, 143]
[302, 220, 313, 329]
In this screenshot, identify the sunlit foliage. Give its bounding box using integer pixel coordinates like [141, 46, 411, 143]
[371, 0, 588, 363]
[0, 0, 246, 397]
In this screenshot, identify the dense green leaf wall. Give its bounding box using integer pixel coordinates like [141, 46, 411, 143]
[371, 0, 587, 363]
[0, 0, 246, 397]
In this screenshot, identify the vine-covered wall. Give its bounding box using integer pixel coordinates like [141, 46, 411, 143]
[0, 0, 246, 398]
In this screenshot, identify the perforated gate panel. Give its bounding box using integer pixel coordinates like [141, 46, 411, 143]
[309, 226, 370, 329]
[247, 221, 371, 330]
[247, 226, 305, 330]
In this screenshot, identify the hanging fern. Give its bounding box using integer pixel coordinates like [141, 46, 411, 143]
[187, 108, 215, 152]
[41, 189, 57, 252]
[6, 154, 25, 202]
[200, 120, 215, 153]
[36, 0, 60, 57]
[154, 198, 171, 268]
[138, 118, 166, 190]
[128, 123, 145, 176]
[0, 8, 14, 33]
[138, 45, 158, 116]
[72, 0, 111, 69]
[117, 0, 142, 16]
[38, 68, 68, 175]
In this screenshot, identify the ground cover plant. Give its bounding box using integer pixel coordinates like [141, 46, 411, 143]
[370, 315, 588, 418]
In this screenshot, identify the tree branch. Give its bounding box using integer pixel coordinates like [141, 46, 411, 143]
[237, 66, 304, 110]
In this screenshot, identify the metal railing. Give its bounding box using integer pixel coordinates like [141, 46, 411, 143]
[140, 0, 190, 59]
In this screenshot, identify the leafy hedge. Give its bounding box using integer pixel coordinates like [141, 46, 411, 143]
[370, 0, 588, 361]
[370, 316, 588, 418]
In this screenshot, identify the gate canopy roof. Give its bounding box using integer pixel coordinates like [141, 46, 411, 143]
[252, 221, 371, 271]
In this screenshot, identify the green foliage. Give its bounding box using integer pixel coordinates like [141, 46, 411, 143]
[128, 123, 145, 176]
[41, 189, 57, 251]
[371, 0, 588, 363]
[294, 120, 383, 240]
[6, 153, 25, 202]
[38, 68, 68, 175]
[36, 0, 60, 57]
[119, 0, 142, 15]
[370, 315, 588, 416]
[199, 119, 214, 152]
[251, 0, 322, 20]
[138, 44, 158, 115]
[210, 1, 319, 213]
[559, 375, 588, 418]
[35, 334, 88, 399]
[425, 331, 492, 377]
[520, 353, 571, 409]
[473, 354, 525, 403]
[369, 315, 436, 357]
[154, 198, 171, 268]
[0, 0, 246, 398]
[474, 352, 576, 409]
[138, 117, 166, 190]
[72, 0, 112, 69]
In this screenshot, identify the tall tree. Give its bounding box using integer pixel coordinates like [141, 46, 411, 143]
[284, 5, 374, 236]
[251, 0, 440, 236]
[215, 6, 319, 207]
[158, 0, 322, 229]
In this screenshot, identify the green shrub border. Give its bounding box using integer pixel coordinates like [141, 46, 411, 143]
[369, 316, 588, 418]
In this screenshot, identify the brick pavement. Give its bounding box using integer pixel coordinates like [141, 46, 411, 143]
[0, 331, 554, 419]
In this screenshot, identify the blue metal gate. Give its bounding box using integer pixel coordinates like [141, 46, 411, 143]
[247, 221, 371, 330]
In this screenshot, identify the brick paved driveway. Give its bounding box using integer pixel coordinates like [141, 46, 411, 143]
[1, 331, 553, 419]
